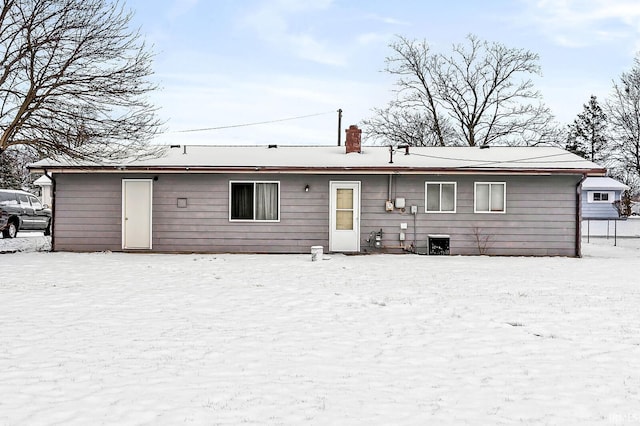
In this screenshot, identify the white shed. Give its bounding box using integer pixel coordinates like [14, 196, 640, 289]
[33, 175, 53, 207]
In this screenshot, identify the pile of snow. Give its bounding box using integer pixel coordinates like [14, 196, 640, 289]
[1, 238, 639, 424]
[0, 231, 50, 253]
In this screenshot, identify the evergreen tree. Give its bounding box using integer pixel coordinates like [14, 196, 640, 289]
[0, 148, 38, 190]
[566, 95, 608, 163]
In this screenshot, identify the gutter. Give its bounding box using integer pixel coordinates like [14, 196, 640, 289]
[575, 174, 588, 258]
[43, 169, 56, 252]
[28, 165, 609, 176]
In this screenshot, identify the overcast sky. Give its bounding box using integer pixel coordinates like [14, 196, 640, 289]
[125, 0, 640, 146]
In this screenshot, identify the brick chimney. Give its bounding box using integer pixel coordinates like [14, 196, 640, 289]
[345, 124, 361, 154]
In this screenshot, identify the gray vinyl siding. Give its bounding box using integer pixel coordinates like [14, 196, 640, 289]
[53, 173, 331, 253]
[52, 172, 581, 256]
[53, 174, 123, 252]
[361, 174, 580, 256]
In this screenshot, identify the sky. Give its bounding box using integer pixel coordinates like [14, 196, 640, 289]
[124, 0, 640, 146]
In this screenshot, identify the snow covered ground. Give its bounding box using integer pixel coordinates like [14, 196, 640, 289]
[1, 235, 640, 425]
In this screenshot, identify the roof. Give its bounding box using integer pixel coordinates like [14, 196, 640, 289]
[33, 175, 52, 185]
[29, 145, 607, 175]
[581, 177, 630, 191]
[0, 189, 36, 196]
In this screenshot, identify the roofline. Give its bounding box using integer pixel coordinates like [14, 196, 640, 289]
[29, 165, 608, 175]
[582, 185, 630, 190]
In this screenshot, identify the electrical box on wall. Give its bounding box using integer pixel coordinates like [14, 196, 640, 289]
[395, 197, 405, 209]
[410, 205, 418, 214]
[385, 200, 394, 211]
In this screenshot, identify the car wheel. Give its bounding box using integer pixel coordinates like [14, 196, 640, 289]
[2, 221, 18, 238]
[44, 222, 51, 236]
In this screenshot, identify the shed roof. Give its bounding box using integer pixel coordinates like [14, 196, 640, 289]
[29, 145, 606, 175]
[581, 176, 630, 190]
[33, 175, 52, 185]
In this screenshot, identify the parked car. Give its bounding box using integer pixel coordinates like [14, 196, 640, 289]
[0, 189, 51, 238]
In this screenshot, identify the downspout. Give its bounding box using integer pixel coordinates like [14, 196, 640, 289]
[576, 174, 587, 258]
[44, 169, 56, 252]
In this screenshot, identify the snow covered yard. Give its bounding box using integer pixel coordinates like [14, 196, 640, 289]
[1, 238, 640, 425]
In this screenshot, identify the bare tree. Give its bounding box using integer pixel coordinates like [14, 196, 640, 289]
[365, 102, 455, 147]
[0, 0, 162, 162]
[607, 55, 640, 190]
[363, 34, 554, 147]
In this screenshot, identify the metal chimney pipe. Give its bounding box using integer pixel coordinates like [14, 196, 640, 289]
[337, 108, 342, 146]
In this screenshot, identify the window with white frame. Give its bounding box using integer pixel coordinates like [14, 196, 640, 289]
[230, 181, 280, 221]
[474, 182, 506, 213]
[587, 191, 613, 203]
[425, 182, 457, 213]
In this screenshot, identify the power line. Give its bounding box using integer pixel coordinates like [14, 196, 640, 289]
[406, 150, 590, 167]
[172, 111, 335, 133]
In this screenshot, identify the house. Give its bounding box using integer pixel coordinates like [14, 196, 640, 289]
[580, 176, 631, 242]
[580, 176, 630, 219]
[29, 125, 606, 256]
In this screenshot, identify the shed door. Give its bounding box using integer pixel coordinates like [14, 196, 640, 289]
[122, 179, 152, 250]
[329, 181, 360, 252]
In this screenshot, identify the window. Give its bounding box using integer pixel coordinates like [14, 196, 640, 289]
[475, 182, 506, 213]
[18, 194, 30, 208]
[588, 191, 613, 203]
[336, 188, 354, 230]
[28, 196, 42, 210]
[425, 182, 456, 213]
[0, 192, 18, 206]
[230, 181, 279, 221]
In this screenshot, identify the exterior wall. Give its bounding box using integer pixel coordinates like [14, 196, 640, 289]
[53, 174, 124, 252]
[52, 172, 581, 256]
[360, 174, 580, 256]
[581, 190, 623, 219]
[53, 173, 331, 253]
[152, 173, 329, 253]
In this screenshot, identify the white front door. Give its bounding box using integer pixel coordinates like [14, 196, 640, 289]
[329, 181, 360, 252]
[122, 179, 153, 250]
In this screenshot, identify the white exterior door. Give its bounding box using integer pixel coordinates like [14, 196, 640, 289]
[122, 179, 153, 250]
[329, 181, 360, 252]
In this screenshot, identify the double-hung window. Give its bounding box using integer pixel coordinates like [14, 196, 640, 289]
[230, 181, 280, 221]
[425, 182, 456, 213]
[475, 182, 506, 213]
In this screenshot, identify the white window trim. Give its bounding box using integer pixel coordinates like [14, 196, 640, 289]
[229, 180, 281, 222]
[587, 191, 614, 203]
[474, 182, 506, 214]
[424, 182, 457, 213]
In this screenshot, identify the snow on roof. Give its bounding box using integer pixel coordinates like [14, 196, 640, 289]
[581, 177, 630, 190]
[30, 145, 606, 174]
[33, 175, 52, 185]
